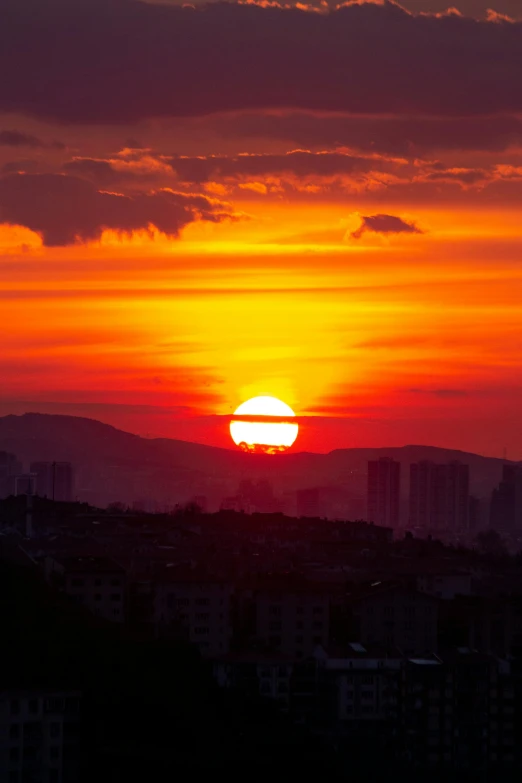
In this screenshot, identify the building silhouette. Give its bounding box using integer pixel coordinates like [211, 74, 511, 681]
[409, 460, 469, 531]
[352, 584, 438, 655]
[46, 556, 125, 623]
[0, 451, 23, 498]
[30, 461, 74, 502]
[0, 690, 81, 781]
[296, 488, 320, 518]
[367, 458, 400, 527]
[490, 463, 522, 532]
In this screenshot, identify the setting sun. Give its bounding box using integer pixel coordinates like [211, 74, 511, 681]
[230, 396, 299, 454]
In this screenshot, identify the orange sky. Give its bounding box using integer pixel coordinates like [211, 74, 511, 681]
[2, 1, 522, 457]
[2, 199, 522, 457]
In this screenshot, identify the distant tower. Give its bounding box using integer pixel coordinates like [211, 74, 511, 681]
[297, 488, 320, 518]
[409, 461, 469, 531]
[490, 464, 522, 532]
[30, 461, 53, 498]
[25, 485, 33, 539]
[30, 461, 74, 502]
[367, 458, 400, 527]
[0, 451, 23, 498]
[409, 461, 433, 529]
[11, 473, 36, 537]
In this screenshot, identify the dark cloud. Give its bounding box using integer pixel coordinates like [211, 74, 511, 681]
[58, 150, 401, 191]
[351, 214, 422, 239]
[0, 130, 45, 148]
[424, 167, 489, 185]
[148, 0, 522, 21]
[2, 1, 522, 123]
[0, 129, 64, 149]
[124, 138, 146, 149]
[63, 158, 136, 186]
[56, 152, 522, 205]
[214, 112, 522, 155]
[168, 150, 400, 182]
[1, 160, 39, 175]
[0, 173, 233, 246]
[400, 0, 521, 19]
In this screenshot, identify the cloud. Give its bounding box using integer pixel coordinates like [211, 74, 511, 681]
[214, 112, 522, 155]
[403, 0, 521, 18]
[1, 160, 39, 175]
[3, 1, 522, 123]
[148, 0, 522, 19]
[168, 150, 401, 183]
[58, 150, 403, 197]
[0, 129, 64, 149]
[0, 173, 233, 246]
[350, 213, 423, 239]
[63, 154, 174, 188]
[124, 137, 146, 150]
[0, 129, 45, 148]
[423, 166, 490, 185]
[63, 158, 136, 186]
[56, 151, 522, 204]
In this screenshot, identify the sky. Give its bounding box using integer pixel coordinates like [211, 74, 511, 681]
[2, 0, 522, 457]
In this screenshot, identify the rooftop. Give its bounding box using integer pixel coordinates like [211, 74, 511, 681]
[53, 555, 125, 574]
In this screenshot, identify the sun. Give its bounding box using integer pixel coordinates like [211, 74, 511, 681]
[230, 395, 299, 454]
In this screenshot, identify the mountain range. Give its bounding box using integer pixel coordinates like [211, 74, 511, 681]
[0, 413, 510, 512]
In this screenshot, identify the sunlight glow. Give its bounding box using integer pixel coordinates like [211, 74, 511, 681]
[230, 395, 299, 454]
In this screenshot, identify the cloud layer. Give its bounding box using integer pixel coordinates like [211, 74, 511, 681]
[214, 112, 522, 155]
[0, 173, 232, 245]
[2, 1, 522, 123]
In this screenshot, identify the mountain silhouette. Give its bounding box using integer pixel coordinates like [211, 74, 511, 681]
[0, 413, 508, 510]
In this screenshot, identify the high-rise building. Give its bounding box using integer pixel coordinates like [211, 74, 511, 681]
[409, 461, 469, 531]
[367, 458, 401, 527]
[0, 451, 23, 498]
[469, 495, 487, 531]
[490, 463, 522, 532]
[296, 488, 320, 518]
[29, 461, 74, 502]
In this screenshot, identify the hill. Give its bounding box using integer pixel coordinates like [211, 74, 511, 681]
[0, 413, 509, 509]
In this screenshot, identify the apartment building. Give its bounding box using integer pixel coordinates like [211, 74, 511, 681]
[155, 569, 233, 656]
[253, 581, 330, 659]
[0, 690, 81, 783]
[45, 556, 126, 623]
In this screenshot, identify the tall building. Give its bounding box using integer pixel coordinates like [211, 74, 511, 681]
[30, 461, 74, 502]
[296, 488, 320, 518]
[367, 458, 400, 527]
[409, 460, 469, 531]
[0, 451, 23, 498]
[490, 463, 522, 531]
[469, 495, 487, 531]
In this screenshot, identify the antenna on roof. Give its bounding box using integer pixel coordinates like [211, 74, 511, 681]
[25, 481, 33, 539]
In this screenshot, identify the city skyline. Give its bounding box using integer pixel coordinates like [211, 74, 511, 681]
[0, 410, 516, 541]
[3, 4, 522, 782]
